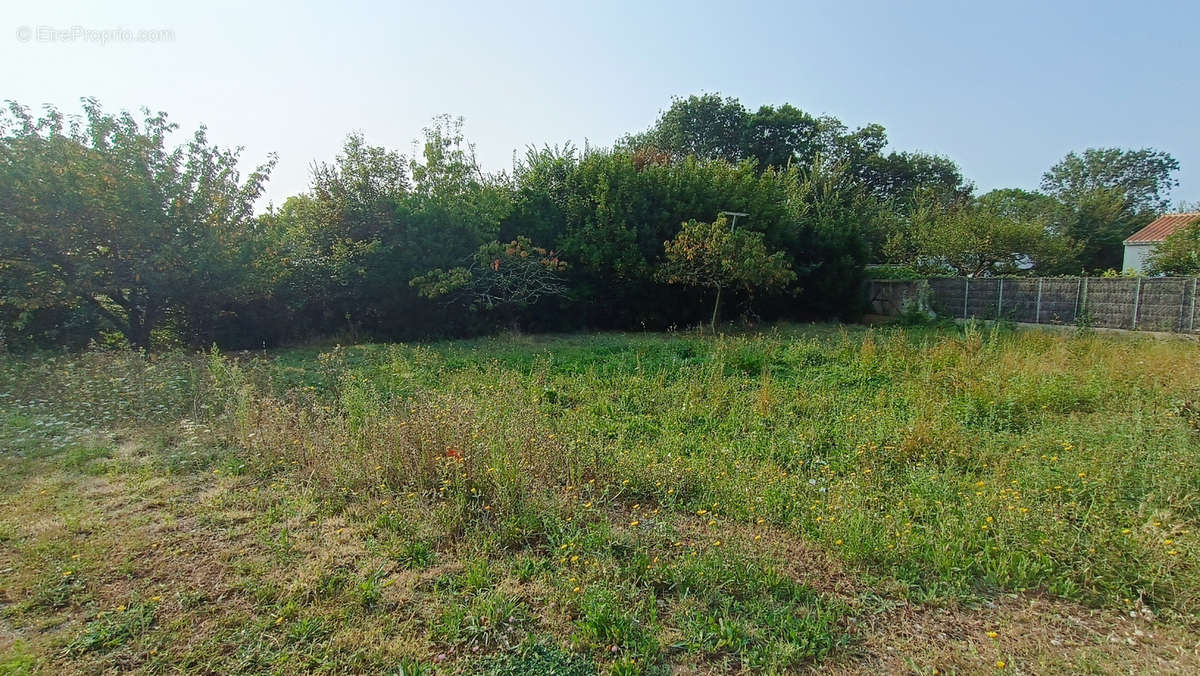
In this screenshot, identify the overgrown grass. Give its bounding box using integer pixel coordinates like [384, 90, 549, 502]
[1, 323, 1198, 673]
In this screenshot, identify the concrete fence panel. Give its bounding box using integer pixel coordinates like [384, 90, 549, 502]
[867, 276, 1200, 335]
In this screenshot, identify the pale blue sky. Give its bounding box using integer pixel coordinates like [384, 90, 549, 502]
[4, 0, 1197, 208]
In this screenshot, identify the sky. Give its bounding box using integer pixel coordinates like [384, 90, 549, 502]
[4, 0, 1198, 209]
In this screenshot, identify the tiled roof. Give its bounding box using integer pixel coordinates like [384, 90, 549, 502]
[1124, 212, 1200, 244]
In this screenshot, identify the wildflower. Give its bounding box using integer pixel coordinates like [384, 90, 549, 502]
[987, 631, 998, 638]
[629, 520, 639, 527]
[995, 660, 1005, 668]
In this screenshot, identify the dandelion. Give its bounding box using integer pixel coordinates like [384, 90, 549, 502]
[986, 631, 998, 638]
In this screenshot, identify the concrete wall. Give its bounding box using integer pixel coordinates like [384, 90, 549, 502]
[866, 277, 1200, 333]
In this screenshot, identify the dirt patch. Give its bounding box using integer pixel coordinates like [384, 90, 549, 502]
[833, 594, 1200, 674]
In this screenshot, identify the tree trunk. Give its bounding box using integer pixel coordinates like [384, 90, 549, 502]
[126, 309, 152, 349]
[710, 286, 723, 333]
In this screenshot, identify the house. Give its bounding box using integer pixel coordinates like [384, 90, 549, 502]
[1122, 212, 1200, 274]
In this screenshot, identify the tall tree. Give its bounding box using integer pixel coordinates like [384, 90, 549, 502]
[1041, 148, 1180, 271]
[862, 151, 973, 209]
[1041, 148, 1180, 214]
[0, 99, 274, 347]
[744, 104, 822, 171]
[631, 93, 750, 164]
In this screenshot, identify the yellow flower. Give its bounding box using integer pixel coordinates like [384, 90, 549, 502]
[995, 660, 1005, 668]
[629, 520, 639, 527]
[986, 631, 998, 638]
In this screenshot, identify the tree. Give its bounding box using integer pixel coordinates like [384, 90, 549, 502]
[1041, 148, 1180, 271]
[628, 94, 749, 164]
[0, 99, 274, 347]
[1058, 187, 1145, 272]
[862, 151, 973, 209]
[744, 104, 822, 171]
[1146, 217, 1200, 276]
[657, 215, 795, 330]
[886, 192, 1068, 277]
[1041, 148, 1180, 214]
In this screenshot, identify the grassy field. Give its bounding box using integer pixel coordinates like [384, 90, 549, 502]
[1, 323, 1199, 674]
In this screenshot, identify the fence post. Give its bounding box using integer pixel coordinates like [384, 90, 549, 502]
[1035, 278, 1043, 324]
[1179, 279, 1189, 332]
[1132, 277, 1142, 329]
[1191, 278, 1198, 332]
[1080, 278, 1089, 324]
[997, 278, 1004, 320]
[963, 278, 969, 319]
[1082, 278, 1088, 319]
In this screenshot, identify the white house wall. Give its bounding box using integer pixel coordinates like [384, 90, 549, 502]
[1122, 243, 1155, 274]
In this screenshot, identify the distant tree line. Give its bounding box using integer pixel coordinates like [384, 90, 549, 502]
[0, 94, 1189, 350]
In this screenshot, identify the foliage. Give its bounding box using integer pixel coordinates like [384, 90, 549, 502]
[656, 215, 795, 329]
[0, 99, 275, 347]
[0, 95, 1189, 349]
[1041, 148, 1180, 271]
[1146, 216, 1200, 275]
[411, 236, 568, 315]
[885, 190, 1069, 277]
[1041, 147, 1180, 214]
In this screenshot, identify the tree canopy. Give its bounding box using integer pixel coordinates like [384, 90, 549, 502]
[0, 94, 1188, 350]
